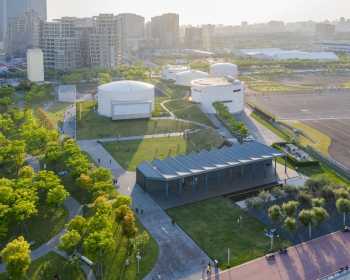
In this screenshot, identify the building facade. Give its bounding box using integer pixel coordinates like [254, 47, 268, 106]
[89, 14, 122, 69]
[41, 17, 83, 71]
[150, 13, 179, 49]
[184, 27, 203, 49]
[6, 10, 42, 56]
[116, 13, 144, 62]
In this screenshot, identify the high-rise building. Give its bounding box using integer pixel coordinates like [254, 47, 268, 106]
[89, 14, 121, 69]
[184, 27, 203, 49]
[27, 48, 44, 82]
[0, 0, 46, 42]
[202, 25, 215, 51]
[315, 23, 335, 38]
[41, 17, 83, 71]
[6, 10, 42, 56]
[116, 13, 145, 61]
[150, 13, 179, 49]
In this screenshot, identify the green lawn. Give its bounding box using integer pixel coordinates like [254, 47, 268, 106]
[103, 129, 224, 170]
[103, 220, 158, 280]
[45, 102, 71, 128]
[165, 99, 214, 127]
[0, 253, 85, 280]
[2, 205, 68, 250]
[167, 197, 290, 269]
[77, 101, 197, 139]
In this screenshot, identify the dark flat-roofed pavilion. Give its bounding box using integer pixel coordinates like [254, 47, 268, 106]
[136, 142, 285, 205]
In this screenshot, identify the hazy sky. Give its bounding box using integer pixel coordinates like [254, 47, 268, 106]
[48, 0, 348, 25]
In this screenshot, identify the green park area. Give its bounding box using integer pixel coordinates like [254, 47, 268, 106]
[76, 101, 197, 139]
[0, 253, 86, 280]
[103, 129, 224, 170]
[167, 197, 290, 269]
[164, 99, 214, 127]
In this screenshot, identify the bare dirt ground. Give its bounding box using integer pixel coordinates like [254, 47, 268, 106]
[305, 119, 350, 171]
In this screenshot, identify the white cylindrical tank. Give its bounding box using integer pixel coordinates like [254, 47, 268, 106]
[210, 63, 238, 79]
[175, 70, 209, 87]
[27, 48, 44, 82]
[161, 65, 190, 81]
[191, 77, 244, 114]
[97, 80, 155, 120]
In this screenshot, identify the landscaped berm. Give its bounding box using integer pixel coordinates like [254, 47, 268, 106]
[77, 101, 198, 139]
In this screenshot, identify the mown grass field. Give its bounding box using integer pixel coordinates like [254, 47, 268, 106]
[104, 129, 224, 171]
[76, 101, 197, 139]
[167, 197, 290, 269]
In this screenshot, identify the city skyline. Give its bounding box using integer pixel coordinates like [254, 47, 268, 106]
[48, 0, 348, 25]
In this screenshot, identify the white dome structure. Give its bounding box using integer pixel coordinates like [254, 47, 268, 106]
[161, 65, 190, 81]
[175, 70, 209, 87]
[191, 77, 244, 114]
[210, 63, 238, 79]
[97, 80, 155, 120]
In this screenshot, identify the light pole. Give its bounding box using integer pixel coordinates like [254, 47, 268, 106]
[227, 248, 230, 266]
[136, 252, 141, 273]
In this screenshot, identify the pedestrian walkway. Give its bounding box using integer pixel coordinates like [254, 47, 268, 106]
[78, 140, 212, 280]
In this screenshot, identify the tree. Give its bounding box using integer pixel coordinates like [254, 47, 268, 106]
[284, 217, 297, 234]
[47, 185, 69, 207]
[312, 207, 329, 226]
[282, 201, 299, 217]
[311, 198, 325, 208]
[333, 188, 350, 200]
[305, 175, 330, 193]
[336, 198, 350, 226]
[18, 166, 34, 179]
[298, 191, 313, 207]
[59, 230, 81, 255]
[67, 215, 87, 235]
[112, 195, 132, 209]
[122, 211, 138, 239]
[76, 173, 93, 190]
[1, 236, 31, 279]
[298, 209, 314, 239]
[91, 167, 113, 183]
[268, 205, 282, 227]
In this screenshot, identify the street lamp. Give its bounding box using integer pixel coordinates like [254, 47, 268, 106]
[265, 228, 279, 251]
[136, 252, 141, 273]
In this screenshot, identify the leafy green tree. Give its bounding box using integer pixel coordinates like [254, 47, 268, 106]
[67, 216, 87, 235]
[1, 236, 31, 279]
[91, 167, 113, 183]
[298, 191, 313, 207]
[312, 207, 329, 226]
[268, 205, 282, 227]
[282, 201, 299, 217]
[18, 166, 34, 179]
[284, 217, 297, 234]
[47, 185, 69, 207]
[312, 198, 325, 208]
[76, 173, 93, 190]
[112, 195, 132, 209]
[336, 198, 350, 226]
[59, 230, 81, 255]
[299, 209, 315, 239]
[122, 211, 138, 239]
[334, 188, 350, 200]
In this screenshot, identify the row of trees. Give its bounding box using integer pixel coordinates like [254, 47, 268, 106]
[213, 102, 249, 139]
[24, 84, 53, 105]
[0, 86, 15, 112]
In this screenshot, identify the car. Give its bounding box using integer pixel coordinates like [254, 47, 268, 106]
[243, 135, 255, 142]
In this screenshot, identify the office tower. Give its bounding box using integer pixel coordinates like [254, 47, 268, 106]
[41, 17, 83, 70]
[6, 10, 42, 56]
[27, 48, 44, 82]
[89, 14, 121, 69]
[151, 13, 179, 49]
[184, 27, 203, 49]
[116, 13, 145, 61]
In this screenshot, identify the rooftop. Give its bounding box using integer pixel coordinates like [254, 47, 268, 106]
[137, 142, 284, 181]
[191, 77, 241, 87]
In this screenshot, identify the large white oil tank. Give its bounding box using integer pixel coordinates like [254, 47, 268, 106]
[191, 77, 244, 114]
[97, 80, 155, 120]
[27, 48, 44, 82]
[161, 65, 190, 81]
[210, 63, 238, 79]
[175, 70, 209, 87]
